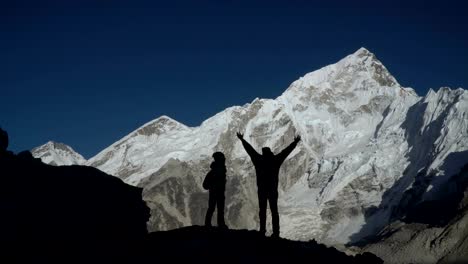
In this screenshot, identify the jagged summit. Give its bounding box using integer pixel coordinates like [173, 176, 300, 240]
[350, 47, 379, 61]
[45, 140, 64, 147]
[153, 115, 185, 126]
[133, 115, 189, 137]
[354, 47, 371, 55]
[284, 47, 402, 97]
[32, 141, 86, 166]
[351, 47, 381, 63]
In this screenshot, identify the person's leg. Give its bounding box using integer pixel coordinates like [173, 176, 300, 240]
[205, 191, 216, 227]
[269, 192, 280, 237]
[258, 191, 267, 234]
[216, 193, 227, 228]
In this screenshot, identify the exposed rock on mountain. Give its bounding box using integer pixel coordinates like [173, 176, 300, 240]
[358, 163, 468, 263]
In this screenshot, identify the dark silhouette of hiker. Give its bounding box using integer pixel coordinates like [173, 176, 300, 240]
[0, 127, 14, 162]
[237, 132, 301, 237]
[203, 152, 228, 229]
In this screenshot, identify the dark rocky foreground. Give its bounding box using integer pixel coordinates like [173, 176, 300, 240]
[140, 226, 382, 264]
[0, 151, 381, 263]
[0, 151, 149, 263]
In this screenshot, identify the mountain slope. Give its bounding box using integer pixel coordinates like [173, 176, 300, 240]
[38, 48, 468, 246]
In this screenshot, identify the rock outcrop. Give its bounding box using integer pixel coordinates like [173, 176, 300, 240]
[1, 148, 149, 263]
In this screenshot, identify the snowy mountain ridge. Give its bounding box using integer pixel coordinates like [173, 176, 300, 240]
[33, 48, 468, 246]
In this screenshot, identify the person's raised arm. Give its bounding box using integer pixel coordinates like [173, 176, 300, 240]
[237, 132, 260, 160]
[276, 135, 301, 164]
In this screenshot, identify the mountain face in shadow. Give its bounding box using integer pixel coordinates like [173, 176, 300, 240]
[357, 163, 468, 263]
[0, 150, 150, 263]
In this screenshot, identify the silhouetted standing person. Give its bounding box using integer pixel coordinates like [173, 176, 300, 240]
[203, 152, 228, 229]
[237, 132, 300, 238]
[0, 127, 8, 155]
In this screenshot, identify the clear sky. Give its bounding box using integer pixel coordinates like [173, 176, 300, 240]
[1, 0, 467, 158]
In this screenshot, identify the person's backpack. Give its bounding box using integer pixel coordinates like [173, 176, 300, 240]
[203, 170, 214, 190]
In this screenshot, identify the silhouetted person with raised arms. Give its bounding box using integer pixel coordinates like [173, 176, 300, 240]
[203, 152, 228, 229]
[237, 132, 301, 238]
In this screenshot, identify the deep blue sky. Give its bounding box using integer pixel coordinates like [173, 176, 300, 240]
[1, 0, 467, 158]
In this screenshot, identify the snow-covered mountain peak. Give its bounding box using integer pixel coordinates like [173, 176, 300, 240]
[424, 86, 466, 103]
[346, 47, 376, 65]
[31, 141, 86, 166]
[354, 47, 371, 56]
[154, 115, 183, 124]
[133, 115, 189, 137]
[85, 115, 196, 182]
[284, 48, 402, 97]
[276, 49, 419, 152]
[44, 141, 68, 150]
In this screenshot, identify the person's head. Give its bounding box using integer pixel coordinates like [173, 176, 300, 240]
[262, 147, 274, 158]
[212, 152, 225, 163]
[0, 127, 8, 152]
